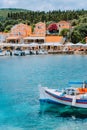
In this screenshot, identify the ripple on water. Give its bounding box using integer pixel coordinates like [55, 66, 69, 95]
[0, 55, 87, 129]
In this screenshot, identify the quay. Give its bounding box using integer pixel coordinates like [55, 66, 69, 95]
[48, 50, 74, 54]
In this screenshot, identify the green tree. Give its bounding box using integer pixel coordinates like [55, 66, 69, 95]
[0, 22, 4, 31]
[71, 19, 78, 26]
[76, 24, 87, 38]
[4, 25, 13, 32]
[60, 29, 69, 36]
[60, 29, 70, 41]
[71, 23, 87, 43]
[32, 24, 35, 32]
[71, 30, 81, 43]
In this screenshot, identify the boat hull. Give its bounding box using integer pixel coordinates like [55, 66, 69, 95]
[40, 99, 87, 117]
[39, 87, 87, 109]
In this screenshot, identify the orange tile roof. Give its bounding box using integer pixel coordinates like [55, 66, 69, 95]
[57, 21, 71, 29]
[34, 22, 46, 36]
[58, 20, 70, 24]
[10, 23, 32, 37]
[60, 25, 70, 29]
[45, 36, 63, 43]
[6, 36, 20, 40]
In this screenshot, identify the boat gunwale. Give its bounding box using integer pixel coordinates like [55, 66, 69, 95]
[45, 89, 87, 104]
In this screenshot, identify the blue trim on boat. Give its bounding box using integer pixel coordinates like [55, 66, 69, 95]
[45, 90, 72, 102]
[69, 81, 83, 84]
[39, 99, 61, 105]
[69, 81, 87, 85]
[45, 90, 87, 104]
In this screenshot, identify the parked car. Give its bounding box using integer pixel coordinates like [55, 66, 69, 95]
[30, 50, 36, 55]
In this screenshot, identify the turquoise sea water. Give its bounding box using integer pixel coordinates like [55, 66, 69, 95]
[0, 55, 87, 130]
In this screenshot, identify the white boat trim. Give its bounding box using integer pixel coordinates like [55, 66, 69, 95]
[39, 87, 87, 108]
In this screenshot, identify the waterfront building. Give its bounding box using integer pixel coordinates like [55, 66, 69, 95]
[45, 36, 63, 43]
[44, 36, 64, 50]
[6, 23, 32, 43]
[0, 21, 67, 50]
[0, 32, 9, 43]
[24, 36, 45, 44]
[24, 22, 46, 44]
[57, 21, 71, 34]
[33, 22, 46, 36]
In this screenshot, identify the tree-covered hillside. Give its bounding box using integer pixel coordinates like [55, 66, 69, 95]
[0, 8, 87, 43]
[0, 8, 87, 24]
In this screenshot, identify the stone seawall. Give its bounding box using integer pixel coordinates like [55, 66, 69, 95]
[48, 50, 74, 54]
[48, 50, 87, 55]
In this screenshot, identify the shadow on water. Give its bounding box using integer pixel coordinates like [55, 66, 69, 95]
[39, 102, 87, 119]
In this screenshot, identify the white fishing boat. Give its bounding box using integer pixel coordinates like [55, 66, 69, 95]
[39, 81, 87, 109]
[14, 50, 25, 56]
[24, 50, 30, 55]
[38, 49, 48, 55]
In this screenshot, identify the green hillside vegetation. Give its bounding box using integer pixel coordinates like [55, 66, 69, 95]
[0, 8, 87, 43]
[0, 8, 27, 18]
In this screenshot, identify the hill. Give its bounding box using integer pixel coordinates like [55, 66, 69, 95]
[0, 8, 28, 18]
[0, 8, 87, 43]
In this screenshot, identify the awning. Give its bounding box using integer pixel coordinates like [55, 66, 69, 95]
[82, 44, 87, 46]
[41, 42, 54, 46]
[76, 42, 84, 46]
[53, 42, 62, 46]
[41, 42, 62, 46]
[24, 36, 45, 40]
[29, 42, 39, 47]
[65, 42, 75, 46]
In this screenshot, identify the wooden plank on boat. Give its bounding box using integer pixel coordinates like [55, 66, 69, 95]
[72, 96, 76, 106]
